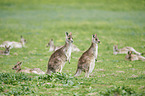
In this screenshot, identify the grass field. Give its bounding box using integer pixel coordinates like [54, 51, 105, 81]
[0, 0, 145, 95]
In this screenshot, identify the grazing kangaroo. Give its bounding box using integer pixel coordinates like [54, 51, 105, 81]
[0, 45, 11, 55]
[46, 32, 73, 75]
[1, 36, 26, 49]
[12, 61, 45, 74]
[74, 34, 100, 78]
[46, 39, 80, 52]
[125, 51, 145, 61]
[113, 45, 142, 55]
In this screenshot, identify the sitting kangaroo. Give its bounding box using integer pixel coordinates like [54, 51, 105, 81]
[1, 36, 26, 49]
[74, 34, 100, 78]
[12, 61, 45, 74]
[46, 32, 73, 75]
[0, 45, 11, 55]
[46, 39, 80, 52]
[113, 45, 142, 55]
[125, 51, 145, 61]
[46, 39, 61, 52]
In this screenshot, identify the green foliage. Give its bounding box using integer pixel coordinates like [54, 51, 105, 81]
[0, 0, 145, 95]
[37, 73, 78, 87]
[100, 86, 138, 96]
[0, 72, 79, 95]
[0, 73, 32, 85]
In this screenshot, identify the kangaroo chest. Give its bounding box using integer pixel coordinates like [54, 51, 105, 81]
[95, 44, 98, 59]
[89, 44, 98, 73]
[89, 58, 95, 73]
[65, 45, 72, 60]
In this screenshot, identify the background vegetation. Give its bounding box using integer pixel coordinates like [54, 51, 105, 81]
[0, 0, 145, 95]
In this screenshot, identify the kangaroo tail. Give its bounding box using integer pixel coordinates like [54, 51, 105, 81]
[46, 69, 51, 75]
[74, 68, 82, 77]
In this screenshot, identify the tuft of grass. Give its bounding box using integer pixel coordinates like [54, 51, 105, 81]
[100, 86, 145, 96]
[0, 73, 32, 85]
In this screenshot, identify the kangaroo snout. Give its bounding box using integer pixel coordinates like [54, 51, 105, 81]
[71, 40, 73, 43]
[98, 40, 100, 43]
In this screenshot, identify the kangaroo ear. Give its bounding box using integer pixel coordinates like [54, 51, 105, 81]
[69, 32, 72, 35]
[19, 62, 22, 65]
[5, 45, 7, 48]
[8, 46, 11, 49]
[65, 32, 69, 36]
[128, 51, 130, 54]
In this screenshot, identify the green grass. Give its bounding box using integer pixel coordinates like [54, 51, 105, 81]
[0, 0, 145, 95]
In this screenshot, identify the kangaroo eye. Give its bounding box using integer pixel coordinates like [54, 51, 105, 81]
[68, 38, 70, 40]
[95, 39, 98, 40]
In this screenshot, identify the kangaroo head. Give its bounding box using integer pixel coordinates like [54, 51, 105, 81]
[65, 32, 73, 43]
[20, 36, 26, 45]
[4, 45, 10, 54]
[12, 61, 22, 70]
[92, 34, 100, 44]
[113, 45, 118, 51]
[128, 51, 133, 55]
[46, 39, 54, 47]
[128, 51, 133, 60]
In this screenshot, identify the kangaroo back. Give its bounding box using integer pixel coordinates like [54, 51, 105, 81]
[46, 32, 73, 75]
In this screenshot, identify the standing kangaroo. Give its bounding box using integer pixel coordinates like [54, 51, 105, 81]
[12, 61, 45, 74]
[113, 45, 142, 55]
[46, 32, 73, 75]
[125, 51, 145, 61]
[74, 34, 100, 78]
[46, 39, 80, 52]
[1, 36, 26, 49]
[0, 45, 11, 55]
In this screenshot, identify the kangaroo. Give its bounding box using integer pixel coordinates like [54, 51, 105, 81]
[12, 61, 45, 74]
[113, 45, 142, 55]
[0, 45, 11, 55]
[71, 44, 80, 52]
[74, 34, 100, 78]
[125, 51, 145, 61]
[1, 36, 26, 49]
[46, 39, 80, 52]
[46, 39, 61, 52]
[46, 32, 73, 75]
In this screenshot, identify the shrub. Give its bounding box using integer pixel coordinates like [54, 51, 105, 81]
[0, 73, 32, 85]
[100, 86, 138, 96]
